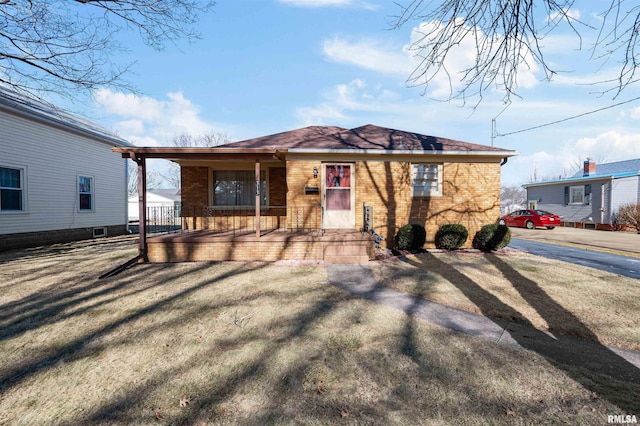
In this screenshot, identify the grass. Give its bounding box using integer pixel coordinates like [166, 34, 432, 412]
[371, 251, 640, 352]
[0, 237, 638, 424]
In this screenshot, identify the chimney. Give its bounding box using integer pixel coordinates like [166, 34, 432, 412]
[583, 159, 596, 176]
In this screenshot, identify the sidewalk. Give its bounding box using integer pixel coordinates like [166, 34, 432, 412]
[509, 226, 640, 257]
[326, 264, 640, 383]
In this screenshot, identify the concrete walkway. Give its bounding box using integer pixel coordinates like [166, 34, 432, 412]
[326, 264, 640, 383]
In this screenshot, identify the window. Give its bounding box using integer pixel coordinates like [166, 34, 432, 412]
[565, 184, 591, 205]
[213, 170, 266, 206]
[78, 176, 94, 211]
[412, 164, 442, 197]
[0, 166, 25, 211]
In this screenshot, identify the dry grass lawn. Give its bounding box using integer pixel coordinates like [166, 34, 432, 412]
[0, 237, 638, 425]
[371, 251, 640, 352]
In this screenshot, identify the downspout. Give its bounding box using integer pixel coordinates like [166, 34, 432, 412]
[500, 157, 508, 166]
[125, 159, 130, 234]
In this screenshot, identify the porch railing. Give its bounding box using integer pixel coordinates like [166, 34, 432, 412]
[129, 205, 182, 235]
[179, 205, 323, 236]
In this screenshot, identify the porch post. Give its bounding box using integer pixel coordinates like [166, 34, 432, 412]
[255, 160, 261, 237]
[131, 153, 148, 261]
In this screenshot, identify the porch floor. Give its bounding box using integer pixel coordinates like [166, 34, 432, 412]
[146, 229, 376, 263]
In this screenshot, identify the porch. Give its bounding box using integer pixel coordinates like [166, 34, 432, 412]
[146, 229, 376, 263]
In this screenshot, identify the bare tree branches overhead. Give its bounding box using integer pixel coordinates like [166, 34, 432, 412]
[393, 0, 639, 104]
[160, 131, 230, 188]
[0, 0, 214, 98]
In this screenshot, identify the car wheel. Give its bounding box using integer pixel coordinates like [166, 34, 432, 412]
[499, 219, 506, 226]
[546, 226, 555, 230]
[526, 220, 535, 229]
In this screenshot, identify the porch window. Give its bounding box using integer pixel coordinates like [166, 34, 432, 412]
[412, 164, 442, 197]
[0, 166, 25, 211]
[213, 170, 266, 206]
[78, 176, 94, 211]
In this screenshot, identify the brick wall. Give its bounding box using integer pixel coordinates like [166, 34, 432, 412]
[355, 161, 501, 248]
[286, 160, 322, 229]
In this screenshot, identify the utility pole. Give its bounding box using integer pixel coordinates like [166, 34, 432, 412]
[491, 118, 496, 147]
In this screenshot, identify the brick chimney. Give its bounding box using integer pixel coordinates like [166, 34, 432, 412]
[583, 159, 596, 176]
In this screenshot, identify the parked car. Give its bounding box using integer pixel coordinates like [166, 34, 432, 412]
[499, 209, 561, 230]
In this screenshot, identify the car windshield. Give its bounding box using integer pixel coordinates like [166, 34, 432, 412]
[535, 210, 554, 215]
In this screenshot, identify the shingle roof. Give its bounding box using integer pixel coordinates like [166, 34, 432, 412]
[0, 88, 132, 147]
[220, 124, 513, 153]
[570, 158, 640, 178]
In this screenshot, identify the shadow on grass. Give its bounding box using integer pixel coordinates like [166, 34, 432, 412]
[398, 253, 640, 413]
[0, 262, 268, 394]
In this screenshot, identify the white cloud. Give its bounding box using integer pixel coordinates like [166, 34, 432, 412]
[548, 8, 581, 22]
[630, 107, 640, 120]
[323, 37, 410, 75]
[93, 89, 223, 146]
[502, 130, 640, 185]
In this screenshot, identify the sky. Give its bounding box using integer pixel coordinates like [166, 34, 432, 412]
[62, 0, 640, 188]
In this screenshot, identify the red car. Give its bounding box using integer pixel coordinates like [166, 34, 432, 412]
[499, 209, 561, 230]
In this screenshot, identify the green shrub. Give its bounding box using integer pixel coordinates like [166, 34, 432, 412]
[435, 224, 468, 250]
[472, 223, 511, 252]
[395, 223, 427, 251]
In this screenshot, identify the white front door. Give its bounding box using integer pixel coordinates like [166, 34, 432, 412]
[323, 163, 355, 229]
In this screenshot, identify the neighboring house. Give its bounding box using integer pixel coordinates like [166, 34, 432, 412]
[0, 89, 132, 251]
[128, 189, 181, 222]
[523, 159, 640, 229]
[114, 124, 517, 262]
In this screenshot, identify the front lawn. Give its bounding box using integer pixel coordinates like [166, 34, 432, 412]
[0, 238, 637, 424]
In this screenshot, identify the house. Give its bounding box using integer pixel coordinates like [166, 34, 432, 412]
[0, 89, 132, 251]
[523, 159, 640, 230]
[128, 189, 181, 222]
[114, 124, 517, 262]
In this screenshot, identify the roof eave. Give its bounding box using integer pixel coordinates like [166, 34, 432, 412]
[0, 97, 132, 147]
[287, 148, 518, 157]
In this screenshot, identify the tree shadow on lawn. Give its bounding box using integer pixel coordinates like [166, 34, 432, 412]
[399, 253, 640, 413]
[0, 262, 269, 394]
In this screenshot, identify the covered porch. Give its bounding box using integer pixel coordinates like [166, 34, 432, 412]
[146, 229, 376, 263]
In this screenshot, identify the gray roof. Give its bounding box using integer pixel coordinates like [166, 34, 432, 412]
[570, 158, 640, 178]
[0, 88, 132, 147]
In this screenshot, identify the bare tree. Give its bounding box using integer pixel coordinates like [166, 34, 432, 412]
[393, 1, 640, 103]
[128, 160, 161, 196]
[501, 185, 526, 214]
[160, 131, 230, 188]
[0, 0, 214, 97]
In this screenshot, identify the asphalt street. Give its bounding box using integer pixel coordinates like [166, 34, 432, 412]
[509, 238, 640, 280]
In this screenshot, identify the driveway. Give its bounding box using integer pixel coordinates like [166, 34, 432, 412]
[508, 227, 640, 279]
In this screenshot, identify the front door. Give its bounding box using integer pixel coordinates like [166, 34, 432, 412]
[323, 163, 355, 229]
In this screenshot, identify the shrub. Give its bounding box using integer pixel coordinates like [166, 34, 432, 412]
[395, 223, 427, 251]
[616, 202, 640, 233]
[472, 223, 511, 252]
[435, 224, 468, 250]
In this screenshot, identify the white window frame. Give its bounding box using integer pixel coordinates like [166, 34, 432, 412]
[0, 164, 27, 213]
[78, 175, 95, 212]
[569, 185, 584, 205]
[412, 163, 442, 197]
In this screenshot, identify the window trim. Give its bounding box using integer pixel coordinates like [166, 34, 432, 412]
[78, 175, 95, 212]
[0, 164, 28, 213]
[411, 163, 442, 197]
[569, 185, 585, 205]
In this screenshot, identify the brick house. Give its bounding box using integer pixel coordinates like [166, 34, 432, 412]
[115, 124, 516, 262]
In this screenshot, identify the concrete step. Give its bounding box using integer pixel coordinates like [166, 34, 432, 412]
[323, 243, 371, 264]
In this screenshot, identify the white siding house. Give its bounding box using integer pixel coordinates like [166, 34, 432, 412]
[0, 89, 132, 250]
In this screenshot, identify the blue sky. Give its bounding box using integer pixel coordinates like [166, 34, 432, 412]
[66, 0, 640, 187]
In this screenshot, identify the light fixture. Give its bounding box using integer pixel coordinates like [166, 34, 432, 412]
[313, 166, 318, 178]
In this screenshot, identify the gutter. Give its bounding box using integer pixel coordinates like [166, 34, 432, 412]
[287, 148, 518, 157]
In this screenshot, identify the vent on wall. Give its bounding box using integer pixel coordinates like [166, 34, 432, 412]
[93, 227, 107, 238]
